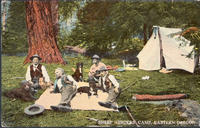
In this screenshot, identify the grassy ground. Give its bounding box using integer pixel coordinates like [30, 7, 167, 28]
[1, 55, 200, 127]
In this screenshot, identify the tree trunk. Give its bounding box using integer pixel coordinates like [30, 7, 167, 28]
[148, 25, 153, 39]
[2, 0, 7, 31]
[194, 49, 200, 70]
[50, 0, 59, 42]
[143, 24, 147, 45]
[24, 0, 66, 65]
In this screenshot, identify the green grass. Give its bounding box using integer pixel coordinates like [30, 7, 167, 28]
[2, 55, 200, 127]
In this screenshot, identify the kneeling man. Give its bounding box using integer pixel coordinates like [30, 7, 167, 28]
[98, 67, 121, 109]
[50, 68, 77, 112]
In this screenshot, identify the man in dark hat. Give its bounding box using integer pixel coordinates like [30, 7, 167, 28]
[97, 66, 121, 109]
[88, 54, 107, 95]
[25, 54, 51, 90]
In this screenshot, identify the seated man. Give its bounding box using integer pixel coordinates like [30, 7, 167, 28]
[50, 68, 77, 112]
[25, 54, 51, 90]
[88, 54, 107, 95]
[97, 67, 121, 110]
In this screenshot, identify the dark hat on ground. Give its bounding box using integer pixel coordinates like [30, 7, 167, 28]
[24, 104, 45, 116]
[30, 54, 42, 60]
[91, 54, 100, 59]
[98, 66, 108, 72]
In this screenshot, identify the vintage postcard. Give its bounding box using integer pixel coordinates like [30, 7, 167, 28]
[1, 0, 200, 127]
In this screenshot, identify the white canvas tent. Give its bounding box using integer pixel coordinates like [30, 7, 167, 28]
[137, 26, 195, 73]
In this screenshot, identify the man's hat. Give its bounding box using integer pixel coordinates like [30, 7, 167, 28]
[30, 54, 42, 60]
[91, 54, 100, 60]
[98, 66, 108, 72]
[24, 104, 45, 116]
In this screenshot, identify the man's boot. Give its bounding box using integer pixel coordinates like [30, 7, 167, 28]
[98, 101, 118, 110]
[50, 104, 72, 112]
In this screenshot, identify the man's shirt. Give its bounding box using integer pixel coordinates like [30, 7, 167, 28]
[55, 75, 78, 91]
[89, 62, 106, 77]
[26, 64, 50, 82]
[99, 74, 119, 90]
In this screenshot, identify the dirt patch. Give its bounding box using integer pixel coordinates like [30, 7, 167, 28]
[170, 99, 200, 125]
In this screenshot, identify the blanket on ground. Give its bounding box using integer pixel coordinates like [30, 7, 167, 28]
[35, 82, 118, 111]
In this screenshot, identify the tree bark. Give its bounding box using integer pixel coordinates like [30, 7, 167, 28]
[2, 0, 7, 31]
[148, 25, 153, 39]
[143, 23, 147, 45]
[24, 0, 66, 65]
[50, 0, 59, 42]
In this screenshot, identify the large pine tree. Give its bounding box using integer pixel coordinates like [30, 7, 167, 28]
[24, 0, 65, 64]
